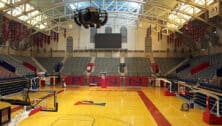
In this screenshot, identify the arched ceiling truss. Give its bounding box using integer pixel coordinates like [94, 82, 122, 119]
[0, 0, 219, 35]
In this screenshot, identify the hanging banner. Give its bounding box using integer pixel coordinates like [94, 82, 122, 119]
[23, 25, 29, 38]
[50, 30, 53, 40]
[160, 29, 162, 40]
[3, 17, 9, 41]
[15, 22, 21, 41]
[47, 36, 50, 45]
[56, 33, 59, 42]
[10, 21, 16, 41]
[40, 33, 43, 48]
[157, 32, 160, 41]
[167, 36, 169, 44]
[64, 28, 66, 38]
[44, 34, 47, 44]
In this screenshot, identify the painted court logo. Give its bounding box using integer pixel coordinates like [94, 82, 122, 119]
[74, 100, 106, 106]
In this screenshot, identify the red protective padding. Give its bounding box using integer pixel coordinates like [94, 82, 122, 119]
[23, 62, 37, 72]
[101, 78, 107, 88]
[40, 80, 45, 87]
[203, 109, 222, 124]
[63, 75, 84, 86]
[165, 82, 170, 87]
[160, 80, 164, 87]
[29, 107, 42, 116]
[164, 88, 175, 96]
[88, 76, 101, 86]
[141, 76, 148, 87]
[50, 78, 54, 86]
[190, 61, 209, 75]
[148, 77, 156, 81]
[105, 76, 120, 86]
[125, 76, 148, 87]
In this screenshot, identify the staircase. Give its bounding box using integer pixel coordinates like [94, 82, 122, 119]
[59, 56, 68, 72]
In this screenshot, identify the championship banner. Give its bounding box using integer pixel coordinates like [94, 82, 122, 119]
[208, 2, 219, 18]
[3, 17, 9, 41]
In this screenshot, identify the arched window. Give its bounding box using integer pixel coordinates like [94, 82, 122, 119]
[66, 36, 73, 53]
[120, 26, 127, 43]
[90, 27, 97, 43]
[105, 26, 112, 33]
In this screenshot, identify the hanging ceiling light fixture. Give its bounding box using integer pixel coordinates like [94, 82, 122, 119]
[73, 0, 108, 29]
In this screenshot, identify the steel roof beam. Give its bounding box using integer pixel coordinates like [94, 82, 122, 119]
[1, 0, 31, 11]
[176, 0, 207, 10]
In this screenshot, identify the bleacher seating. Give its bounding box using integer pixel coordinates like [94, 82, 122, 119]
[0, 77, 29, 96]
[0, 54, 34, 76]
[0, 66, 17, 79]
[11, 55, 41, 71]
[180, 91, 222, 116]
[36, 57, 63, 74]
[154, 57, 184, 75]
[92, 58, 119, 76]
[125, 57, 151, 76]
[175, 54, 222, 83]
[62, 57, 90, 75]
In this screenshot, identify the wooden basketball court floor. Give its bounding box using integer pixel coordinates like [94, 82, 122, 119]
[1, 87, 221, 126]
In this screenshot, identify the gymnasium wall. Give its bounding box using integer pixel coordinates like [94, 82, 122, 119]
[54, 25, 143, 51]
[38, 20, 189, 57]
[2, 20, 222, 58]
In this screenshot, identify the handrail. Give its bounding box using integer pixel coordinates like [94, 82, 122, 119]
[178, 81, 222, 97]
[178, 81, 221, 117]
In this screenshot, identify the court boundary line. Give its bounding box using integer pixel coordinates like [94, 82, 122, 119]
[93, 88, 171, 126]
[137, 90, 171, 126]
